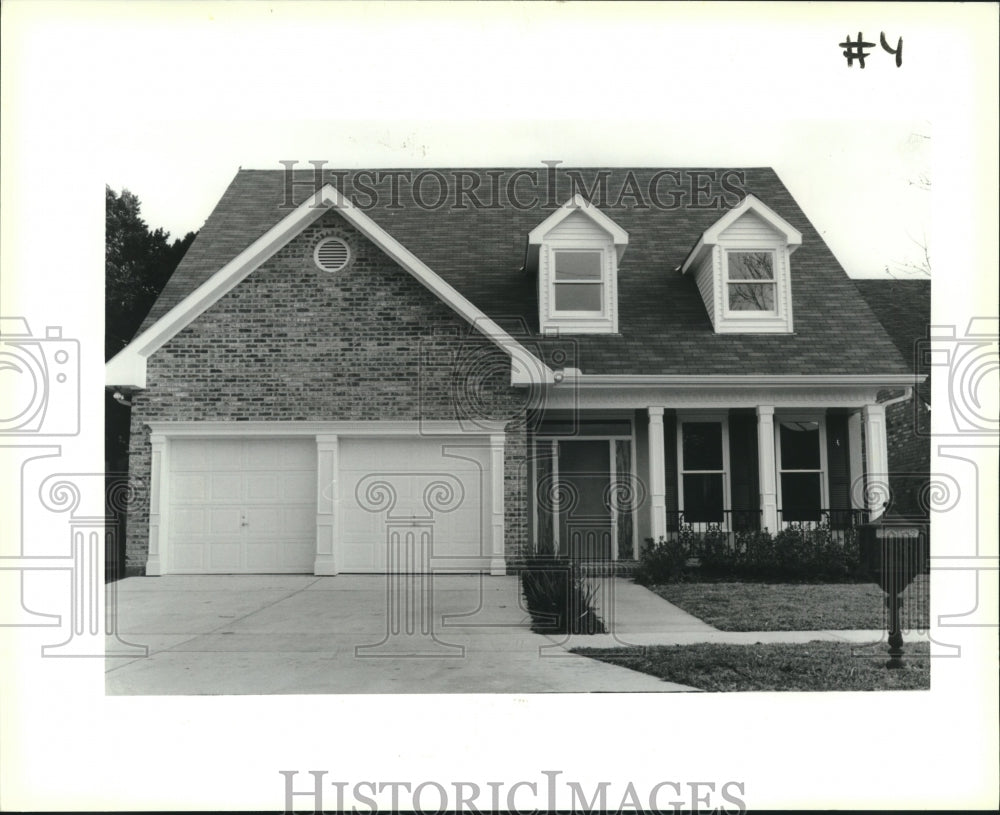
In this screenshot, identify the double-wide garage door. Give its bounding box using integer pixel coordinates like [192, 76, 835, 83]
[166, 435, 488, 574]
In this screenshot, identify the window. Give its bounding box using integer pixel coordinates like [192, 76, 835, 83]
[726, 251, 776, 312]
[679, 420, 728, 523]
[776, 419, 826, 522]
[679, 195, 800, 334]
[528, 196, 627, 334]
[553, 250, 603, 313]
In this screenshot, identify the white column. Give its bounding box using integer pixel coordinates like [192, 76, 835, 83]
[489, 433, 507, 575]
[647, 407, 667, 540]
[847, 411, 865, 510]
[313, 434, 339, 575]
[756, 406, 778, 532]
[862, 403, 890, 521]
[145, 433, 167, 576]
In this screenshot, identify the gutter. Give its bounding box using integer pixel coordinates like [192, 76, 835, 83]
[550, 371, 926, 389]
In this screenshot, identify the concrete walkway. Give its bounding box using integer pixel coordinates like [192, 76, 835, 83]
[104, 575, 919, 695]
[561, 577, 929, 650]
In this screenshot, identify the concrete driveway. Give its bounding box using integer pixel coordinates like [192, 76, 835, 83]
[105, 574, 697, 694]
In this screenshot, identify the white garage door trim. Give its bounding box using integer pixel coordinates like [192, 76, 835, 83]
[146, 421, 507, 576]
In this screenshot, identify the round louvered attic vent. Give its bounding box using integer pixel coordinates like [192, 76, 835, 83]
[314, 237, 351, 272]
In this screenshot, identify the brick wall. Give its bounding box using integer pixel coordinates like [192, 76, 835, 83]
[885, 395, 932, 517]
[125, 208, 530, 574]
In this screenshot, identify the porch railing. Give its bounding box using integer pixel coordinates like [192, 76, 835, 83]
[653, 508, 870, 550]
[665, 509, 763, 535]
[777, 508, 871, 533]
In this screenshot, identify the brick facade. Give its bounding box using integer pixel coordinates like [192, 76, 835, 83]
[125, 208, 529, 574]
[885, 395, 932, 517]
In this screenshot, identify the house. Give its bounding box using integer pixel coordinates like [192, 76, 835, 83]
[854, 279, 932, 518]
[105, 167, 920, 577]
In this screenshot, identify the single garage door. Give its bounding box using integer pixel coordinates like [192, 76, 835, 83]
[338, 436, 490, 572]
[168, 437, 316, 573]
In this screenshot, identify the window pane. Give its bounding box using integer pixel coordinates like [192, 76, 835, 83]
[728, 252, 774, 280]
[682, 422, 723, 471]
[728, 282, 775, 311]
[554, 251, 602, 280]
[554, 283, 602, 311]
[780, 421, 821, 469]
[683, 474, 724, 523]
[781, 472, 821, 521]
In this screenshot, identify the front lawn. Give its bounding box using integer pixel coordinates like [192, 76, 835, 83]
[575, 641, 931, 691]
[649, 575, 929, 631]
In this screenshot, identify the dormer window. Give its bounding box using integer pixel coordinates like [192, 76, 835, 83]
[526, 195, 628, 335]
[554, 250, 604, 313]
[726, 250, 776, 313]
[681, 195, 801, 334]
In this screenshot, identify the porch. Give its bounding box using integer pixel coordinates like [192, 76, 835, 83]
[527, 401, 890, 563]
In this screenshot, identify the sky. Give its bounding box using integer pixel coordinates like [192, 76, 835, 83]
[104, 118, 933, 279]
[1, 2, 997, 812]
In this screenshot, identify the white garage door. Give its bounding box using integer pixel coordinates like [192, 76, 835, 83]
[338, 436, 489, 572]
[168, 438, 316, 573]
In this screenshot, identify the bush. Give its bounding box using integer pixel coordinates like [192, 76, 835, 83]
[520, 556, 605, 634]
[634, 527, 863, 583]
[634, 536, 692, 585]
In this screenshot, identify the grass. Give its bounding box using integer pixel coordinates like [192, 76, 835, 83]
[648, 574, 929, 631]
[574, 641, 931, 691]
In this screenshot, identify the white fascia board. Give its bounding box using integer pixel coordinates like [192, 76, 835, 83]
[703, 193, 802, 247]
[681, 194, 802, 275]
[106, 184, 553, 388]
[557, 373, 926, 389]
[527, 194, 629, 249]
[680, 237, 707, 274]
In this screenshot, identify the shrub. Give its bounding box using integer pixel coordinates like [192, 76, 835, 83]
[698, 528, 742, 576]
[520, 556, 605, 634]
[634, 536, 691, 585]
[634, 527, 863, 582]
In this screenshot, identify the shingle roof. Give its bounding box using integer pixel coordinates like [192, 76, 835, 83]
[142, 167, 910, 376]
[854, 278, 931, 400]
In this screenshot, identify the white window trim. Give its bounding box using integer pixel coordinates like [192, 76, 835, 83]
[773, 412, 830, 525]
[541, 238, 618, 333]
[551, 248, 607, 318]
[676, 412, 732, 525]
[722, 248, 779, 319]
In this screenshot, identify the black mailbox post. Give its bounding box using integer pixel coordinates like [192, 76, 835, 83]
[858, 516, 929, 668]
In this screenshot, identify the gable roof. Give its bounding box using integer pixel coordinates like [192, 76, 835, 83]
[106, 183, 554, 388]
[680, 193, 802, 274]
[129, 167, 912, 380]
[854, 278, 931, 402]
[528, 193, 629, 256]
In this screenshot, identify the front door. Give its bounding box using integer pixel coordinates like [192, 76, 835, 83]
[557, 440, 613, 560]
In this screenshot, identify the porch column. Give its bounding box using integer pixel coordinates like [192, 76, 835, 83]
[647, 407, 667, 540]
[862, 403, 890, 521]
[756, 406, 778, 532]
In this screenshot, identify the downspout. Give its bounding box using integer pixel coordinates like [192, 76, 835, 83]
[880, 386, 913, 410]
